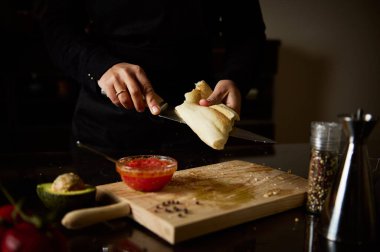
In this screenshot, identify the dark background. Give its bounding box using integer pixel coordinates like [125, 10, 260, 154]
[1, 0, 280, 153]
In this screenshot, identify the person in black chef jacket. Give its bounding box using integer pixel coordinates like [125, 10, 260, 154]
[40, 0, 266, 152]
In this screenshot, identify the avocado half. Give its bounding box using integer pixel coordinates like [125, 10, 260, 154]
[37, 183, 96, 214]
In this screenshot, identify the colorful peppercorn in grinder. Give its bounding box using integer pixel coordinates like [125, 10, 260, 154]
[319, 109, 378, 244]
[306, 121, 342, 214]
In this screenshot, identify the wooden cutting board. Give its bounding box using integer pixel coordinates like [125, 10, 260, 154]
[97, 160, 308, 244]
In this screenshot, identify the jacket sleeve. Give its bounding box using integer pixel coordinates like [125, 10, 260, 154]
[214, 0, 267, 95]
[39, 0, 121, 88]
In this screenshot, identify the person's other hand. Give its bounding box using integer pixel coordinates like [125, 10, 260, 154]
[199, 80, 241, 115]
[98, 62, 162, 115]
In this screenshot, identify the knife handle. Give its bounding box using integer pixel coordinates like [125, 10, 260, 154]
[61, 201, 131, 229]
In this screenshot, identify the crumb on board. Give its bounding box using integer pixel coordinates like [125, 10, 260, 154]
[263, 189, 281, 198]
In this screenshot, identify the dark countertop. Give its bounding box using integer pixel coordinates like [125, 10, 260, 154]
[1, 142, 379, 252]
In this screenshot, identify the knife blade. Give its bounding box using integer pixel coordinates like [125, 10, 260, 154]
[158, 103, 275, 144]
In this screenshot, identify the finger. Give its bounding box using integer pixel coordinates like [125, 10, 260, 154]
[101, 77, 124, 107]
[225, 91, 241, 115]
[97, 64, 134, 109]
[134, 68, 162, 115]
[199, 90, 225, 107]
[145, 90, 163, 115]
[120, 67, 147, 112]
[98, 76, 116, 100]
[199, 98, 213, 106]
[116, 89, 134, 110]
[113, 78, 134, 109]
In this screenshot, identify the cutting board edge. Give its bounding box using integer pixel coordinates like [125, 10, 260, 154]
[131, 203, 176, 243]
[168, 191, 307, 244]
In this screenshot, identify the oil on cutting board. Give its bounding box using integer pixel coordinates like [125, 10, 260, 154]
[97, 160, 308, 244]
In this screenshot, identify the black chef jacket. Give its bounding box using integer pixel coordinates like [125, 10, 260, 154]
[40, 0, 266, 152]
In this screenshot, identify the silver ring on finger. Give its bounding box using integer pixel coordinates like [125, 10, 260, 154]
[116, 89, 127, 96]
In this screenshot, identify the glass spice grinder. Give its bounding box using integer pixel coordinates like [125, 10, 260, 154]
[306, 121, 342, 214]
[319, 109, 378, 244]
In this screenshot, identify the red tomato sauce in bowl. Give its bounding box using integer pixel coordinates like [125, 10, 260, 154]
[116, 155, 177, 192]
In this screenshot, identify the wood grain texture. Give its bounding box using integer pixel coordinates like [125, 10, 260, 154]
[97, 160, 308, 244]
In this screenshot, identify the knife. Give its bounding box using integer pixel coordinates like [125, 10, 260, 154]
[158, 103, 275, 144]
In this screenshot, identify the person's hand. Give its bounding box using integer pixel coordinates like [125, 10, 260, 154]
[199, 80, 242, 115]
[98, 62, 162, 115]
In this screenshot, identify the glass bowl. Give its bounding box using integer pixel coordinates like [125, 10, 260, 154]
[116, 155, 177, 192]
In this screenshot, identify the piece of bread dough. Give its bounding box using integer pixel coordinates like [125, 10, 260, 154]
[175, 81, 239, 150]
